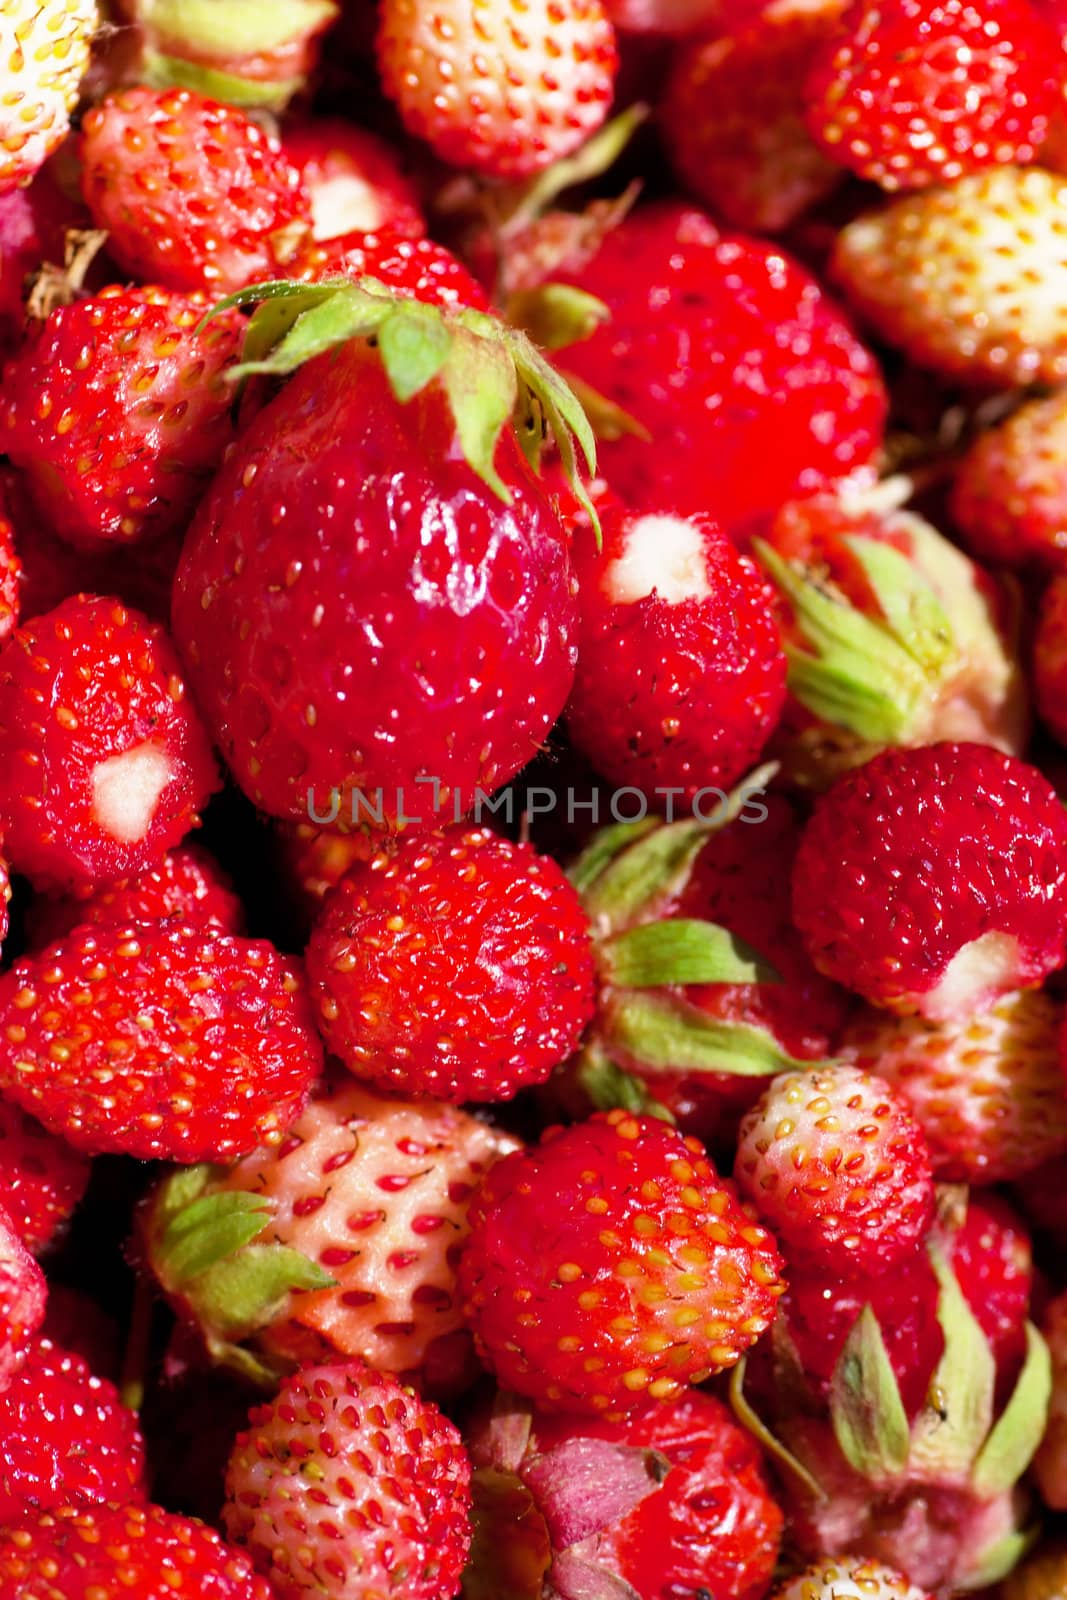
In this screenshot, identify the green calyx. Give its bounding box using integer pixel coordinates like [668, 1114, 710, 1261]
[573, 1043, 675, 1123]
[147, 1165, 335, 1382]
[755, 533, 956, 745]
[142, 52, 306, 112]
[602, 994, 810, 1078]
[136, 0, 337, 58]
[205, 276, 599, 533]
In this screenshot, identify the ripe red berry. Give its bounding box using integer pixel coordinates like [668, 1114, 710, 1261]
[0, 1207, 45, 1390]
[283, 118, 425, 241]
[26, 844, 244, 950]
[301, 226, 489, 307]
[0, 1100, 89, 1256]
[952, 389, 1067, 573]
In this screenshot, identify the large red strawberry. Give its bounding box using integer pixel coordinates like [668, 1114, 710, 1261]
[0, 595, 219, 892]
[306, 824, 595, 1102]
[1, 287, 243, 551]
[0, 920, 323, 1162]
[792, 742, 1067, 1019]
[223, 1360, 472, 1600]
[79, 87, 312, 293]
[26, 843, 244, 949]
[284, 117, 424, 241]
[464, 1386, 783, 1600]
[553, 201, 887, 530]
[952, 389, 1067, 572]
[142, 1075, 518, 1392]
[459, 1109, 784, 1415]
[0, 1100, 89, 1255]
[565, 505, 787, 800]
[0, 1, 97, 195]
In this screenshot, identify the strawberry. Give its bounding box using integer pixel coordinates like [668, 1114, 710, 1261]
[564, 505, 787, 800]
[951, 389, 1067, 572]
[734, 1062, 936, 1275]
[773, 1559, 931, 1600]
[605, 0, 759, 31]
[0, 167, 88, 344]
[792, 742, 1067, 1019]
[222, 1360, 473, 1600]
[1, 287, 243, 551]
[0, 1335, 144, 1519]
[553, 201, 887, 529]
[142, 1075, 518, 1391]
[0, 1207, 44, 1389]
[172, 280, 591, 833]
[832, 166, 1067, 384]
[1035, 1289, 1067, 1506]
[306, 824, 595, 1102]
[754, 482, 1027, 783]
[0, 595, 219, 892]
[805, 0, 1060, 191]
[0, 1503, 275, 1600]
[275, 822, 378, 932]
[283, 117, 424, 241]
[376, 0, 618, 180]
[300, 224, 489, 305]
[0, 1, 97, 195]
[26, 843, 244, 949]
[0, 920, 323, 1162]
[0, 1099, 89, 1255]
[840, 989, 1067, 1184]
[79, 87, 312, 294]
[1035, 574, 1067, 747]
[0, 483, 21, 645]
[465, 1386, 783, 1600]
[459, 1109, 785, 1415]
[39, 1285, 119, 1378]
[661, 1, 845, 234]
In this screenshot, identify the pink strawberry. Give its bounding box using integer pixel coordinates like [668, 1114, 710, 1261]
[0, 595, 219, 891]
[1, 286, 243, 550]
[223, 1360, 472, 1600]
[26, 843, 244, 949]
[459, 1109, 784, 1415]
[284, 117, 424, 241]
[792, 742, 1067, 1019]
[0, 920, 323, 1162]
[0, 1, 97, 195]
[0, 1100, 89, 1255]
[565, 505, 787, 800]
[79, 87, 312, 293]
[734, 1062, 936, 1275]
[951, 389, 1067, 572]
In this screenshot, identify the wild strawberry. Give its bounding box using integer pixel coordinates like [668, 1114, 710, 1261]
[1035, 1289, 1067, 1506]
[0, 920, 323, 1162]
[0, 1336, 144, 1519]
[459, 1109, 784, 1415]
[284, 117, 424, 241]
[274, 822, 378, 933]
[465, 1386, 783, 1600]
[0, 595, 219, 892]
[662, 1, 845, 234]
[39, 1285, 119, 1378]
[0, 1207, 44, 1389]
[0, 1503, 276, 1600]
[0, 166, 87, 342]
[755, 482, 1027, 783]
[554, 201, 887, 529]
[1, 287, 243, 551]
[376, 0, 618, 180]
[300, 224, 488, 305]
[79, 87, 312, 294]
[734, 1062, 936, 1275]
[26, 842, 244, 949]
[805, 0, 1060, 191]
[307, 825, 594, 1103]
[0, 484, 21, 645]
[143, 1075, 517, 1391]
[833, 166, 1067, 385]
[1035, 574, 1067, 747]
[792, 742, 1067, 1019]
[0, 0, 97, 195]
[0, 1100, 89, 1255]
[951, 390, 1067, 572]
[223, 1360, 473, 1600]
[773, 1558, 931, 1600]
[172, 283, 590, 833]
[840, 989, 1067, 1184]
[565, 506, 787, 800]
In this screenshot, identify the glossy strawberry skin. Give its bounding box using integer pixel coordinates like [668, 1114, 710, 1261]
[565, 508, 787, 800]
[172, 338, 578, 831]
[307, 825, 595, 1103]
[952, 389, 1067, 572]
[301, 226, 489, 307]
[0, 1101, 89, 1256]
[0, 595, 219, 893]
[283, 118, 425, 241]
[26, 844, 244, 950]
[792, 742, 1067, 1018]
[80, 87, 312, 294]
[0, 921, 323, 1162]
[554, 202, 887, 531]
[1, 287, 243, 551]
[0, 1207, 45, 1391]
[460, 1110, 784, 1415]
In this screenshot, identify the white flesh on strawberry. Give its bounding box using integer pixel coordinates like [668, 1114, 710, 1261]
[604, 514, 711, 606]
[919, 931, 1021, 1021]
[92, 743, 172, 843]
[310, 174, 388, 240]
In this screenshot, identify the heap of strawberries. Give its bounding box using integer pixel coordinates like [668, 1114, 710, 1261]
[4, 0, 1067, 1597]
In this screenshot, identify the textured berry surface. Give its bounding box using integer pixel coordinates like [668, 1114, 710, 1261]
[0, 0, 97, 194]
[735, 1063, 936, 1275]
[26, 843, 244, 950]
[0, 595, 219, 892]
[0, 1099, 89, 1255]
[0, 1206, 44, 1389]
[792, 742, 1067, 1017]
[0, 921, 322, 1161]
[459, 1110, 784, 1414]
[284, 118, 424, 241]
[1, 287, 242, 550]
[307, 825, 594, 1102]
[223, 1360, 472, 1600]
[301, 226, 488, 306]
[80, 86, 311, 293]
[774, 1557, 931, 1600]
[952, 388, 1067, 572]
